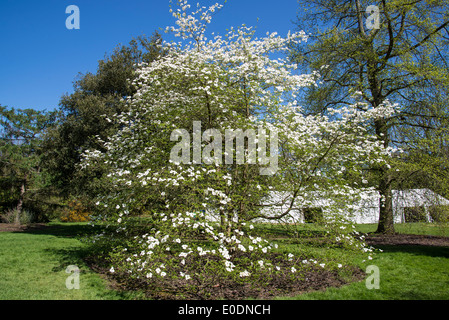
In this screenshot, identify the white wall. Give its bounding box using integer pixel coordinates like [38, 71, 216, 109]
[204, 189, 449, 225]
[256, 189, 449, 224]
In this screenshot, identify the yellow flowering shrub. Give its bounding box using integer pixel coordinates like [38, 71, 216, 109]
[60, 199, 90, 222]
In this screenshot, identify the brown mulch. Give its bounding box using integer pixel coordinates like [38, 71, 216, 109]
[0, 223, 49, 232]
[85, 253, 366, 300]
[366, 233, 449, 247]
[104, 268, 365, 300]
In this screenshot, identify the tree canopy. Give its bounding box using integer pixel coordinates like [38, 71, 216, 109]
[42, 33, 166, 198]
[292, 0, 449, 233]
[0, 105, 58, 220]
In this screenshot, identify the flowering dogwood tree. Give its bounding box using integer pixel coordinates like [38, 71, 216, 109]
[81, 0, 396, 295]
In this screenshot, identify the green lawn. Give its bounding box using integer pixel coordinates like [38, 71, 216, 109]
[357, 222, 449, 237]
[0, 222, 141, 300]
[281, 244, 449, 300]
[0, 221, 448, 300]
[279, 223, 449, 299]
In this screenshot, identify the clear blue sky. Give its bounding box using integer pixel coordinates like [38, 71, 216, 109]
[0, 0, 301, 112]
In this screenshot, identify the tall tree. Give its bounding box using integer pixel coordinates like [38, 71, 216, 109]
[292, 0, 449, 233]
[0, 105, 58, 220]
[42, 32, 166, 198]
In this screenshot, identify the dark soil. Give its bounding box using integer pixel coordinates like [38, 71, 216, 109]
[366, 233, 449, 247]
[0, 222, 49, 232]
[85, 253, 366, 300]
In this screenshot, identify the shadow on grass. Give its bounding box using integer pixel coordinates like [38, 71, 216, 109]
[374, 244, 449, 259]
[18, 223, 108, 270]
[13, 222, 100, 238]
[48, 245, 142, 299]
[15, 223, 104, 272]
[16, 223, 140, 299]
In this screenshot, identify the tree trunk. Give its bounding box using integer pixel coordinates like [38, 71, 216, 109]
[374, 119, 395, 234]
[376, 167, 395, 234]
[15, 180, 26, 224]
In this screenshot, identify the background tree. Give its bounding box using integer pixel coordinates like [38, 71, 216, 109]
[0, 105, 58, 222]
[292, 0, 449, 233]
[42, 32, 166, 199]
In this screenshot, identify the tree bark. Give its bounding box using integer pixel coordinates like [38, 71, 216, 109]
[15, 179, 26, 224]
[366, 33, 396, 234]
[376, 166, 395, 234]
[374, 119, 395, 234]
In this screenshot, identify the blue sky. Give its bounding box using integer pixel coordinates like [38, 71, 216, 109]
[0, 0, 301, 112]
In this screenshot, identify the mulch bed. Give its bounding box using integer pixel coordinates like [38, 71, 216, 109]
[365, 233, 449, 247]
[85, 253, 366, 300]
[0, 223, 49, 233]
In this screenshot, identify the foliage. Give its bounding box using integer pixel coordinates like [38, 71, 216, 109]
[429, 205, 449, 223]
[0, 105, 58, 221]
[1, 208, 35, 225]
[292, 0, 449, 234]
[41, 33, 166, 199]
[60, 199, 91, 222]
[80, 0, 394, 296]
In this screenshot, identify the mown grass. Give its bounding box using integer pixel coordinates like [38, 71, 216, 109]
[357, 222, 449, 237]
[276, 222, 449, 300]
[0, 222, 142, 300]
[0, 221, 448, 300]
[280, 244, 449, 300]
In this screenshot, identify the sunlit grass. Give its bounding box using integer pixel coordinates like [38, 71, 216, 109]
[356, 222, 449, 237]
[1, 221, 448, 300]
[280, 244, 449, 300]
[0, 222, 142, 300]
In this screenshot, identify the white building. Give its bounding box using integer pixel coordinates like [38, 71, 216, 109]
[255, 188, 449, 224]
